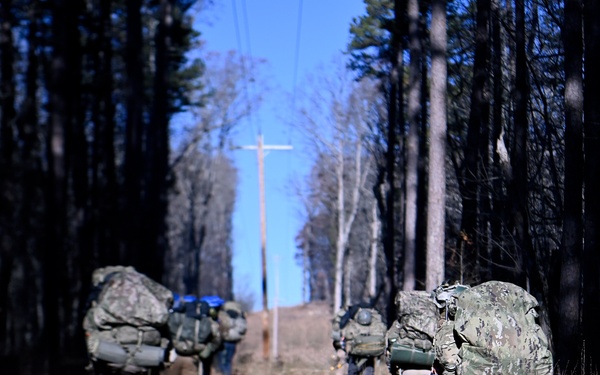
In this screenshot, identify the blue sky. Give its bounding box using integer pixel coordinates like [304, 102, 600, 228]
[196, 0, 366, 312]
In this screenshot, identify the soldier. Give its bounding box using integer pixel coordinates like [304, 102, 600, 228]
[385, 290, 438, 375]
[331, 304, 387, 375]
[214, 300, 247, 375]
[430, 283, 468, 375]
[199, 296, 225, 375]
[163, 295, 223, 375]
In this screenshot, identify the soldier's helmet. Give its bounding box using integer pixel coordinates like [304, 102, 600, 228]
[431, 282, 470, 318]
[356, 308, 372, 325]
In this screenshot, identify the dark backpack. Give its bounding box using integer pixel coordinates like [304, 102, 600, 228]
[167, 296, 218, 357]
[342, 307, 387, 357]
[83, 266, 173, 373]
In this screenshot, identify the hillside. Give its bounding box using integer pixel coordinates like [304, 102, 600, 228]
[231, 301, 389, 375]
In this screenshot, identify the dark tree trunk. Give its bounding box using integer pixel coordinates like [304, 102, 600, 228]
[145, 0, 172, 281]
[10, 3, 43, 372]
[45, 0, 73, 372]
[62, 0, 86, 367]
[124, 0, 145, 268]
[583, 0, 600, 370]
[476, 0, 492, 283]
[557, 0, 583, 371]
[459, 0, 490, 284]
[0, 0, 16, 350]
[91, 0, 118, 266]
[512, 0, 546, 306]
[383, 0, 405, 326]
[0, 0, 15, 166]
[490, 0, 511, 282]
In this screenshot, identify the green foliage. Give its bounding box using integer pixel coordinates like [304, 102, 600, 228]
[167, 1, 205, 113]
[347, 0, 395, 78]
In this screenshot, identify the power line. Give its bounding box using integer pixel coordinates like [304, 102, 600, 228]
[292, 0, 304, 110]
[231, 0, 258, 139]
[241, 0, 260, 136]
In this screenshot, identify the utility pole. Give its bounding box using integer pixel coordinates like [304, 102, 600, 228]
[272, 255, 280, 359]
[238, 134, 292, 360]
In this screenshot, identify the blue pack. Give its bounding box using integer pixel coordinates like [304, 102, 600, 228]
[171, 293, 199, 313]
[200, 295, 224, 308]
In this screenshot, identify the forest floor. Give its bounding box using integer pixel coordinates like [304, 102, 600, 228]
[229, 301, 390, 375]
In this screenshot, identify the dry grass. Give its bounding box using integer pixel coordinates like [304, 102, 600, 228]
[231, 301, 389, 375]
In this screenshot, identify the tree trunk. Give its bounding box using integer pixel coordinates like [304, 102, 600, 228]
[369, 200, 380, 297]
[145, 0, 172, 281]
[512, 0, 546, 304]
[426, 0, 447, 291]
[0, 0, 15, 166]
[45, 0, 75, 372]
[459, 0, 490, 284]
[403, 0, 422, 291]
[490, 0, 511, 282]
[91, 0, 118, 266]
[333, 141, 346, 310]
[382, 0, 404, 324]
[0, 1, 16, 348]
[124, 0, 145, 267]
[557, 0, 583, 371]
[583, 0, 600, 370]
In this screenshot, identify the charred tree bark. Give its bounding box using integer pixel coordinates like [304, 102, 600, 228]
[583, 0, 600, 370]
[124, 0, 145, 268]
[557, 0, 583, 371]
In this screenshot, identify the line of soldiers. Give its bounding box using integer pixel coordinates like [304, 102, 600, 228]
[82, 266, 247, 375]
[330, 280, 554, 375]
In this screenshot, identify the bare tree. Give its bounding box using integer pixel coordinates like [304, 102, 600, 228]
[369, 199, 381, 297]
[295, 62, 377, 310]
[426, 0, 448, 291]
[165, 51, 265, 296]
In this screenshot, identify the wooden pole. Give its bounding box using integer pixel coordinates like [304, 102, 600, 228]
[257, 134, 270, 360]
[237, 134, 292, 360]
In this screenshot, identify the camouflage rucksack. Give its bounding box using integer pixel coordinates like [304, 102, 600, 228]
[83, 266, 173, 373]
[386, 291, 438, 370]
[342, 307, 387, 357]
[433, 281, 554, 375]
[218, 301, 247, 342]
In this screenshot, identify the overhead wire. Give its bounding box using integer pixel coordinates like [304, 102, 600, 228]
[241, 0, 261, 136]
[231, 0, 258, 142]
[231, 0, 257, 302]
[284, 0, 304, 303]
[292, 0, 304, 113]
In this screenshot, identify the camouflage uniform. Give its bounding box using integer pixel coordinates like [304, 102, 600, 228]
[331, 306, 387, 375]
[386, 291, 437, 375]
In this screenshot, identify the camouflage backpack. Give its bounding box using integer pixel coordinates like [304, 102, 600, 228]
[342, 307, 387, 357]
[218, 301, 247, 342]
[434, 281, 554, 375]
[386, 291, 438, 370]
[83, 266, 173, 373]
[167, 295, 220, 358]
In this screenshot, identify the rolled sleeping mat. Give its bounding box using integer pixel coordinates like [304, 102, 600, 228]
[91, 339, 165, 368]
[389, 342, 435, 368]
[124, 344, 166, 367]
[92, 340, 128, 364]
